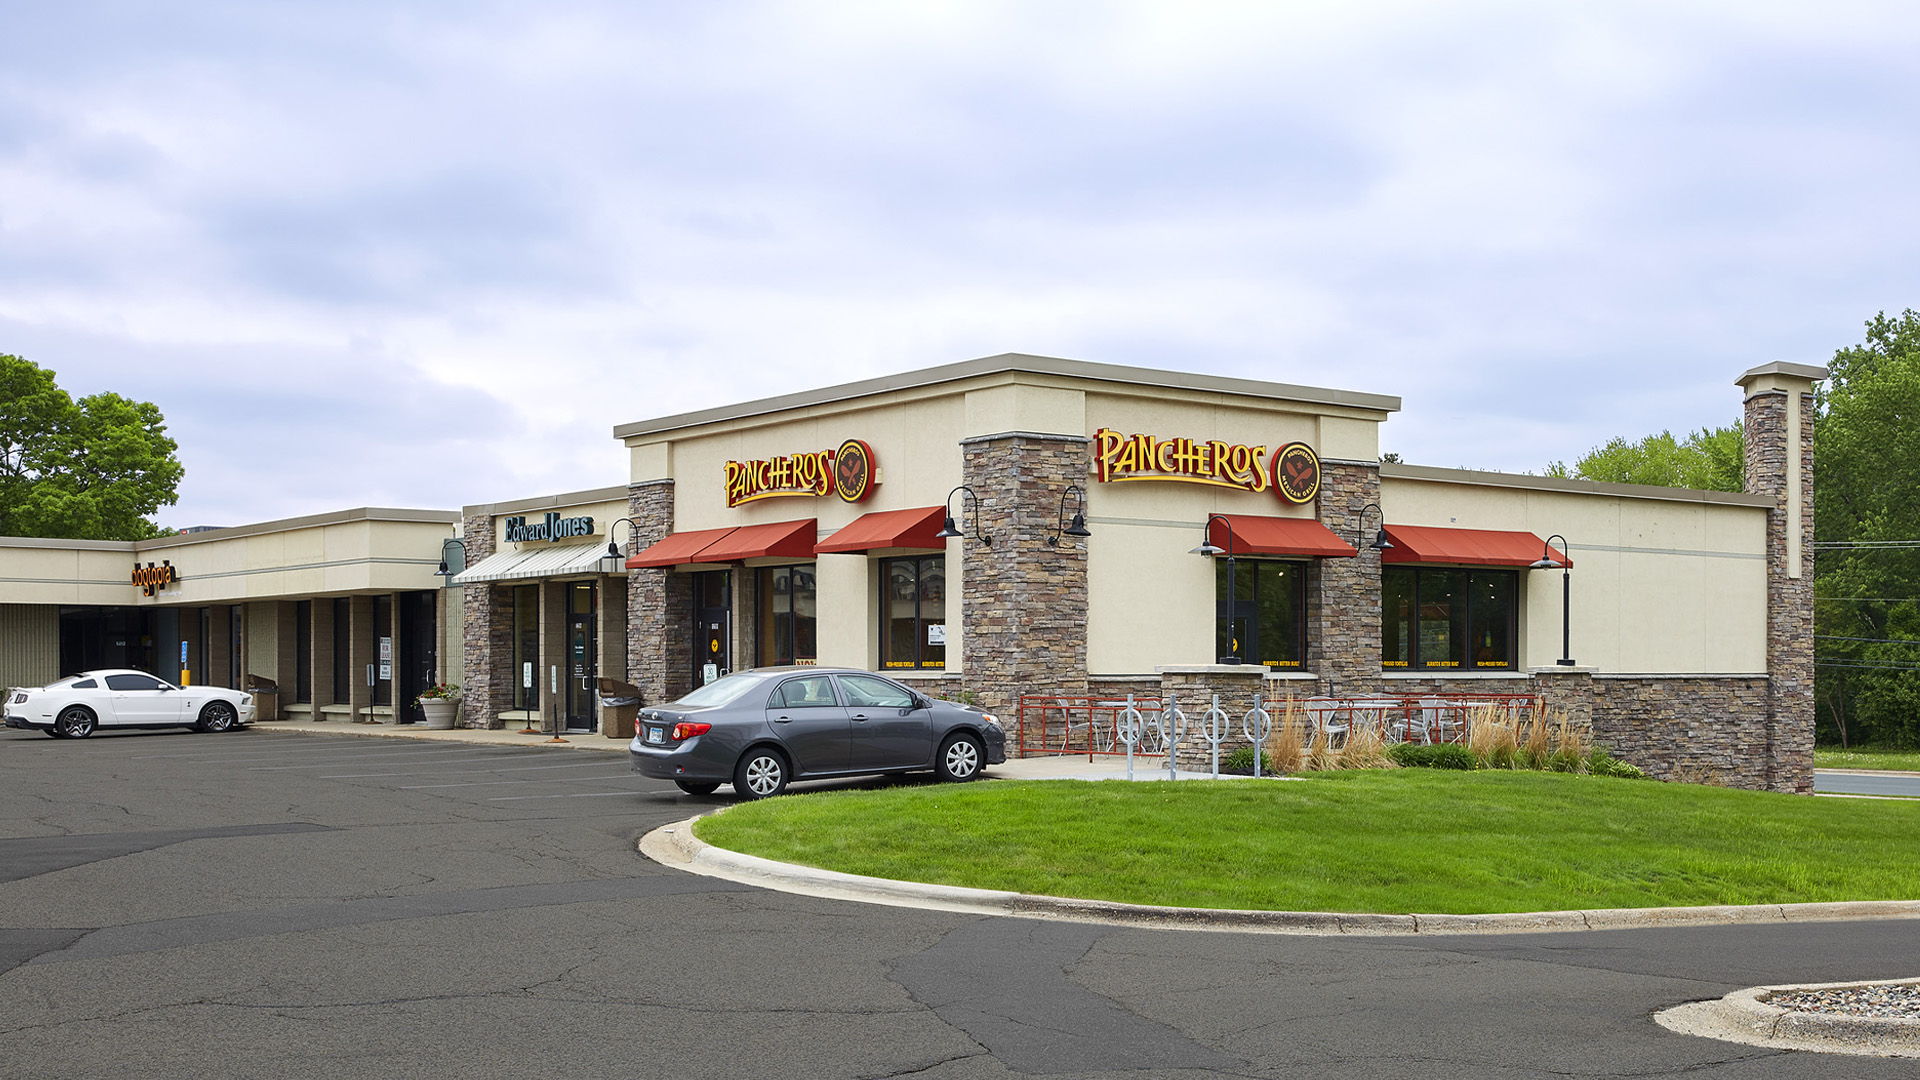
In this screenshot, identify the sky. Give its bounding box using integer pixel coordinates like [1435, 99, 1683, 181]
[3, 1, 1916, 529]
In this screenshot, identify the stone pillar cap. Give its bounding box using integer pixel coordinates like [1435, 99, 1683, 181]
[1736, 361, 1828, 389]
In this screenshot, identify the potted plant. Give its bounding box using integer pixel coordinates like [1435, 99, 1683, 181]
[417, 683, 461, 729]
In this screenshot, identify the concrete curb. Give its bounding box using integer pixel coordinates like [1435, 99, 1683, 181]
[640, 812, 1920, 936]
[1656, 979, 1920, 1056]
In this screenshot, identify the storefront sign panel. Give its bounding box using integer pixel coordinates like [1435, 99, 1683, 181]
[506, 512, 595, 543]
[1092, 428, 1320, 505]
[726, 439, 879, 507]
[132, 560, 178, 596]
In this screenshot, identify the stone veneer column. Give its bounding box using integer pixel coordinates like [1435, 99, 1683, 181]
[459, 513, 505, 728]
[1159, 666, 1268, 770]
[348, 595, 374, 722]
[1311, 459, 1383, 696]
[1740, 362, 1826, 794]
[626, 480, 692, 708]
[958, 433, 1090, 719]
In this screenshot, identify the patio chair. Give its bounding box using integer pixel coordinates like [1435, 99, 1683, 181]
[1303, 697, 1349, 745]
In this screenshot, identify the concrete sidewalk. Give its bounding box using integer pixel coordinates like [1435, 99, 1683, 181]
[244, 718, 1265, 780]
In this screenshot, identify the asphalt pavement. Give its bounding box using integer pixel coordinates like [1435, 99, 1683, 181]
[1814, 769, 1920, 798]
[3, 724, 1918, 1078]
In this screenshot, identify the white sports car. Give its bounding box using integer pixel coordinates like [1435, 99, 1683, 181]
[4, 669, 256, 739]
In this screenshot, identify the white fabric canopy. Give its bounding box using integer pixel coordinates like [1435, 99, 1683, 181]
[449, 541, 618, 584]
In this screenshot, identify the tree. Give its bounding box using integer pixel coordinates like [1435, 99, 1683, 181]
[1813, 310, 1920, 747]
[0, 354, 184, 540]
[1543, 424, 1744, 492]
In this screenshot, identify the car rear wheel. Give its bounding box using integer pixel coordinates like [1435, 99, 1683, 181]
[674, 780, 721, 796]
[197, 701, 237, 733]
[936, 733, 984, 782]
[733, 748, 789, 799]
[53, 706, 97, 739]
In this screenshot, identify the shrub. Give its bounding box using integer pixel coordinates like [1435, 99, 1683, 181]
[1467, 704, 1518, 769]
[1388, 742, 1478, 770]
[1339, 718, 1399, 770]
[1588, 748, 1649, 779]
[1222, 745, 1280, 775]
[1262, 696, 1307, 773]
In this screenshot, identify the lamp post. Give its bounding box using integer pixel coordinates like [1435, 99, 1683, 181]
[934, 485, 992, 546]
[1191, 513, 1240, 664]
[1529, 534, 1575, 666]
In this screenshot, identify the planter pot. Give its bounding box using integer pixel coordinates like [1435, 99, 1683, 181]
[419, 699, 458, 729]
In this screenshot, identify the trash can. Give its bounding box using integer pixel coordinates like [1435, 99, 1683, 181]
[597, 677, 643, 740]
[245, 674, 281, 721]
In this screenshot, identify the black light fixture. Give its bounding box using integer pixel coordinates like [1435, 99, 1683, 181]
[935, 485, 992, 546]
[435, 537, 467, 582]
[605, 517, 644, 561]
[1046, 485, 1092, 548]
[1528, 533, 1576, 666]
[1190, 513, 1240, 664]
[1359, 502, 1393, 552]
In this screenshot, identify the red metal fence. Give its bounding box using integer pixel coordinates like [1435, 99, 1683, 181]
[1016, 693, 1543, 759]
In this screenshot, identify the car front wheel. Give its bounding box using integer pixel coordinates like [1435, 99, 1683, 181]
[936, 733, 984, 782]
[733, 748, 789, 800]
[197, 701, 237, 733]
[53, 706, 97, 739]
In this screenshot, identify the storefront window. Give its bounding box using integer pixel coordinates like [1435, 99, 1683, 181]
[1214, 560, 1305, 667]
[512, 584, 540, 710]
[757, 564, 817, 667]
[880, 556, 946, 670]
[1381, 567, 1517, 670]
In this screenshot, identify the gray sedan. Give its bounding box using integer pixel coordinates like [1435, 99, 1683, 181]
[628, 667, 1006, 798]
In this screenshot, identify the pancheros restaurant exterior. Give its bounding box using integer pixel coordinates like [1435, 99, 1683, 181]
[568, 353, 1821, 792]
[0, 353, 1821, 792]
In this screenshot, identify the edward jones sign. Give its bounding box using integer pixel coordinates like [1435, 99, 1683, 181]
[1093, 428, 1320, 504]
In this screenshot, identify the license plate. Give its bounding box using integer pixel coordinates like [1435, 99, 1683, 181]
[645, 726, 665, 745]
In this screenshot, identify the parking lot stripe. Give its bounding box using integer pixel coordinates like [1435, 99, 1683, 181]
[487, 791, 644, 801]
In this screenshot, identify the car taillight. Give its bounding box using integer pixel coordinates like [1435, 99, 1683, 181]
[671, 722, 711, 741]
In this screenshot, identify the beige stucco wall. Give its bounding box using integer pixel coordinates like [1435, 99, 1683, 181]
[0, 539, 142, 606]
[1381, 474, 1769, 674]
[1081, 390, 1363, 674]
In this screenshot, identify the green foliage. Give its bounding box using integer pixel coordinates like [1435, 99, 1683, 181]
[1587, 749, 1648, 779]
[1544, 424, 1744, 492]
[1814, 310, 1920, 747]
[0, 354, 182, 540]
[1222, 745, 1284, 774]
[1387, 742, 1478, 769]
[700, 771, 1920, 914]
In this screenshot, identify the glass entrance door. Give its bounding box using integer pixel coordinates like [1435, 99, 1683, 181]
[565, 582, 596, 731]
[692, 570, 731, 687]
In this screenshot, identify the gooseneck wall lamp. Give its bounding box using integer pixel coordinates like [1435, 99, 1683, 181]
[435, 538, 467, 584]
[934, 485, 992, 547]
[604, 517, 644, 561]
[1359, 502, 1393, 552]
[1190, 513, 1241, 664]
[1528, 533, 1576, 666]
[1046, 485, 1092, 548]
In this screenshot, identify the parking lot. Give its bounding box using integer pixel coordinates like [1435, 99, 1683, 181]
[4, 726, 1918, 1079]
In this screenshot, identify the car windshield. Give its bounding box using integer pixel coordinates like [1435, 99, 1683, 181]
[672, 672, 777, 709]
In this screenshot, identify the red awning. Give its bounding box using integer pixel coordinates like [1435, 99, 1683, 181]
[1210, 515, 1358, 558]
[1380, 525, 1571, 568]
[626, 519, 816, 569]
[814, 506, 948, 554]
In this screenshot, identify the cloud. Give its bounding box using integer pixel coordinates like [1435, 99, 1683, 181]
[1, 0, 1917, 528]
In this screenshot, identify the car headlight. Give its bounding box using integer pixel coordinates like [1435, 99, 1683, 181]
[241, 695, 253, 706]
[980, 713, 1001, 728]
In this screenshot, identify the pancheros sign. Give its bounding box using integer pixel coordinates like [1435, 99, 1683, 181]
[725, 438, 878, 508]
[1092, 428, 1320, 504]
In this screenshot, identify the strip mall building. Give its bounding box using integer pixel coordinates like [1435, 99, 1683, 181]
[0, 355, 1823, 792]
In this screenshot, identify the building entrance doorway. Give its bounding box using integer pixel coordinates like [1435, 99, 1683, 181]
[565, 582, 597, 731]
[399, 591, 437, 723]
[692, 570, 731, 687]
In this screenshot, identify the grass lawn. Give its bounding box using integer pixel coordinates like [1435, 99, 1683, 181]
[1814, 746, 1920, 772]
[695, 770, 1920, 915]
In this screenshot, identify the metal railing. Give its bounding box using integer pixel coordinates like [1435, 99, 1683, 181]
[1017, 692, 1542, 757]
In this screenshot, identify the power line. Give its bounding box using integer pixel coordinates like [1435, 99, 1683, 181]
[1816, 660, 1920, 672]
[1814, 541, 1920, 549]
[1815, 597, 1920, 603]
[1816, 635, 1920, 645]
